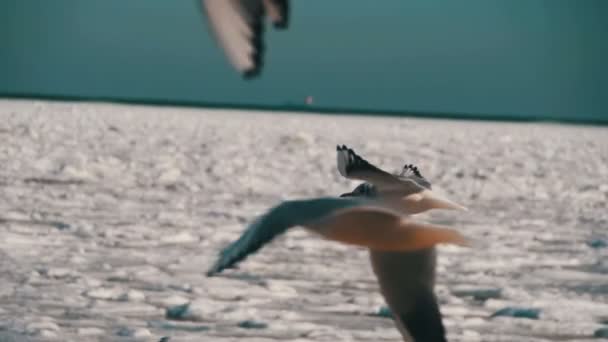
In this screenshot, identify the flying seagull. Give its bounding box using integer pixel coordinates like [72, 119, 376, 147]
[200, 0, 289, 78]
[336, 144, 467, 215]
[207, 146, 469, 341]
[336, 145, 467, 341]
[206, 197, 467, 276]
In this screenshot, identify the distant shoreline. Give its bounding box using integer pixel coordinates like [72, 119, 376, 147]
[1, 92, 606, 127]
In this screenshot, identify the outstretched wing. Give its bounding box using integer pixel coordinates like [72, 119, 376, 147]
[206, 197, 365, 276]
[336, 145, 426, 195]
[400, 163, 432, 190]
[369, 249, 447, 342]
[200, 0, 289, 78]
[201, 0, 265, 78]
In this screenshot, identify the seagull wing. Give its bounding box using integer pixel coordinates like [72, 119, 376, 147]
[336, 145, 426, 196]
[207, 197, 467, 276]
[370, 249, 447, 342]
[208, 198, 465, 342]
[399, 288, 447, 342]
[263, 0, 289, 28]
[201, 0, 265, 78]
[206, 197, 366, 276]
[399, 163, 432, 190]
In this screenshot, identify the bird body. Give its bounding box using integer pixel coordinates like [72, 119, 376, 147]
[313, 205, 467, 252]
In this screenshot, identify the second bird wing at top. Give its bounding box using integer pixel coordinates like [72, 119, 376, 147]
[200, 0, 289, 78]
[336, 145, 467, 214]
[336, 144, 430, 196]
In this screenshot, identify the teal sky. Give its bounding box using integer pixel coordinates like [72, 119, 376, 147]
[1, 0, 606, 121]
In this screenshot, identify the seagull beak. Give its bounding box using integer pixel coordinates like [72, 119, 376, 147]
[400, 190, 468, 214]
[422, 191, 468, 212]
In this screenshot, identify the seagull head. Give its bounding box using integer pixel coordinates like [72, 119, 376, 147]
[340, 183, 376, 198]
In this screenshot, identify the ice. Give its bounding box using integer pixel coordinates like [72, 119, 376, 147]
[0, 99, 606, 340]
[491, 307, 541, 319]
[237, 320, 269, 329]
[84, 287, 125, 301]
[76, 327, 105, 336]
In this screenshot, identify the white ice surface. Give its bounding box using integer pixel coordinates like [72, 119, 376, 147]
[0, 99, 607, 341]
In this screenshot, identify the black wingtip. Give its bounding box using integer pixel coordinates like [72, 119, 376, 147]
[206, 250, 240, 277]
[206, 268, 218, 277]
[206, 262, 221, 277]
[273, 21, 288, 29]
[271, 0, 289, 29]
[206, 258, 237, 277]
[240, 11, 265, 80]
[242, 68, 262, 80]
[397, 290, 447, 342]
[337, 145, 363, 173]
[402, 163, 423, 178]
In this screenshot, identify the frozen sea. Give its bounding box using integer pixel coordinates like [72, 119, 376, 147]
[0, 99, 607, 341]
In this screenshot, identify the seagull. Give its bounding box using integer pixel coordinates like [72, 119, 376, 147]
[206, 145, 469, 341]
[336, 145, 467, 341]
[206, 197, 467, 277]
[336, 144, 467, 215]
[200, 0, 289, 78]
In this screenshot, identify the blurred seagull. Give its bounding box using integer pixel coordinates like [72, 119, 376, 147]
[336, 145, 467, 341]
[337, 144, 467, 215]
[207, 145, 469, 341]
[200, 0, 289, 78]
[206, 154, 469, 341]
[206, 197, 467, 277]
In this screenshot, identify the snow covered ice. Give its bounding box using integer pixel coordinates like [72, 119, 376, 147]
[0, 99, 607, 341]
